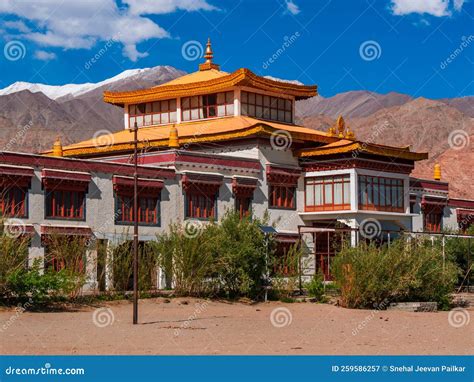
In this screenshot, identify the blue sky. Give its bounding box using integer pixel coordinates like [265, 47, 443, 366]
[0, 0, 472, 98]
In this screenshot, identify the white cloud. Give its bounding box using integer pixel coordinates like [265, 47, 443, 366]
[390, 0, 465, 17]
[0, 0, 215, 61]
[3, 20, 31, 33]
[285, 0, 300, 15]
[124, 0, 217, 15]
[453, 0, 465, 10]
[34, 50, 57, 61]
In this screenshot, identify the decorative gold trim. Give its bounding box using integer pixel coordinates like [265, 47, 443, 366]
[297, 142, 428, 161]
[54, 123, 333, 158]
[103, 68, 317, 105]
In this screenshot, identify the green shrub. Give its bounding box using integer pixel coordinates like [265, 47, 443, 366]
[110, 239, 159, 293]
[155, 210, 276, 299]
[154, 222, 217, 296]
[5, 260, 82, 303]
[305, 272, 326, 302]
[332, 239, 459, 309]
[212, 211, 270, 298]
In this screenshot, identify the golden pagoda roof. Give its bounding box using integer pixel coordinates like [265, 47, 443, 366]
[42, 116, 334, 158]
[296, 139, 428, 161]
[159, 68, 229, 86]
[103, 68, 317, 105]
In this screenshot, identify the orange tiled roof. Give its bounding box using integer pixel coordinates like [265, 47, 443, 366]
[296, 140, 428, 161]
[103, 68, 317, 105]
[42, 116, 334, 158]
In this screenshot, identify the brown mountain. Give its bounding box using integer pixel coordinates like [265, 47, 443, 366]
[301, 97, 474, 198]
[0, 66, 184, 153]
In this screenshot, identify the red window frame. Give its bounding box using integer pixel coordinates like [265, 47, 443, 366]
[269, 185, 295, 209]
[241, 91, 293, 123]
[185, 192, 216, 219]
[424, 206, 443, 232]
[129, 99, 177, 128]
[305, 175, 351, 212]
[45, 189, 85, 219]
[358, 175, 404, 212]
[115, 194, 160, 226]
[0, 186, 27, 217]
[181, 91, 234, 121]
[235, 196, 252, 218]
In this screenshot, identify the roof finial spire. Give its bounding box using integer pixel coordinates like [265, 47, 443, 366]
[204, 37, 213, 63]
[199, 37, 220, 71]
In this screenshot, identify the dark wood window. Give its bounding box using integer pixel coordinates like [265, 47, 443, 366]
[305, 175, 350, 212]
[115, 195, 160, 226]
[236, 196, 252, 218]
[0, 187, 27, 217]
[424, 206, 443, 232]
[129, 99, 177, 127]
[45, 190, 85, 219]
[185, 193, 216, 219]
[181, 91, 234, 121]
[241, 91, 293, 123]
[269, 185, 295, 209]
[358, 175, 404, 212]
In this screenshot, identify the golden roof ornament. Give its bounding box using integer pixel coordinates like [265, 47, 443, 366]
[345, 126, 355, 140]
[199, 38, 220, 71]
[434, 163, 441, 181]
[336, 115, 345, 138]
[52, 136, 63, 157]
[168, 125, 179, 148]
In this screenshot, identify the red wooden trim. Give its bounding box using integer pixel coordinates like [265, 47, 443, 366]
[0, 165, 34, 188]
[410, 178, 449, 192]
[449, 198, 474, 208]
[113, 176, 164, 197]
[302, 158, 413, 174]
[106, 151, 261, 171]
[41, 225, 92, 236]
[421, 195, 448, 208]
[267, 165, 301, 186]
[42, 169, 91, 183]
[457, 209, 474, 224]
[182, 172, 223, 195]
[0, 151, 175, 179]
[3, 223, 34, 237]
[232, 177, 258, 198]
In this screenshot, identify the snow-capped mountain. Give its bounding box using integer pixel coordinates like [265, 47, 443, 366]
[0, 66, 183, 100]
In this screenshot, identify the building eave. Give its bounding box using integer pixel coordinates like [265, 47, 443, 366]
[103, 68, 317, 105]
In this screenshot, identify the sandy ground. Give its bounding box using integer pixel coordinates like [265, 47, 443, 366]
[0, 298, 472, 355]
